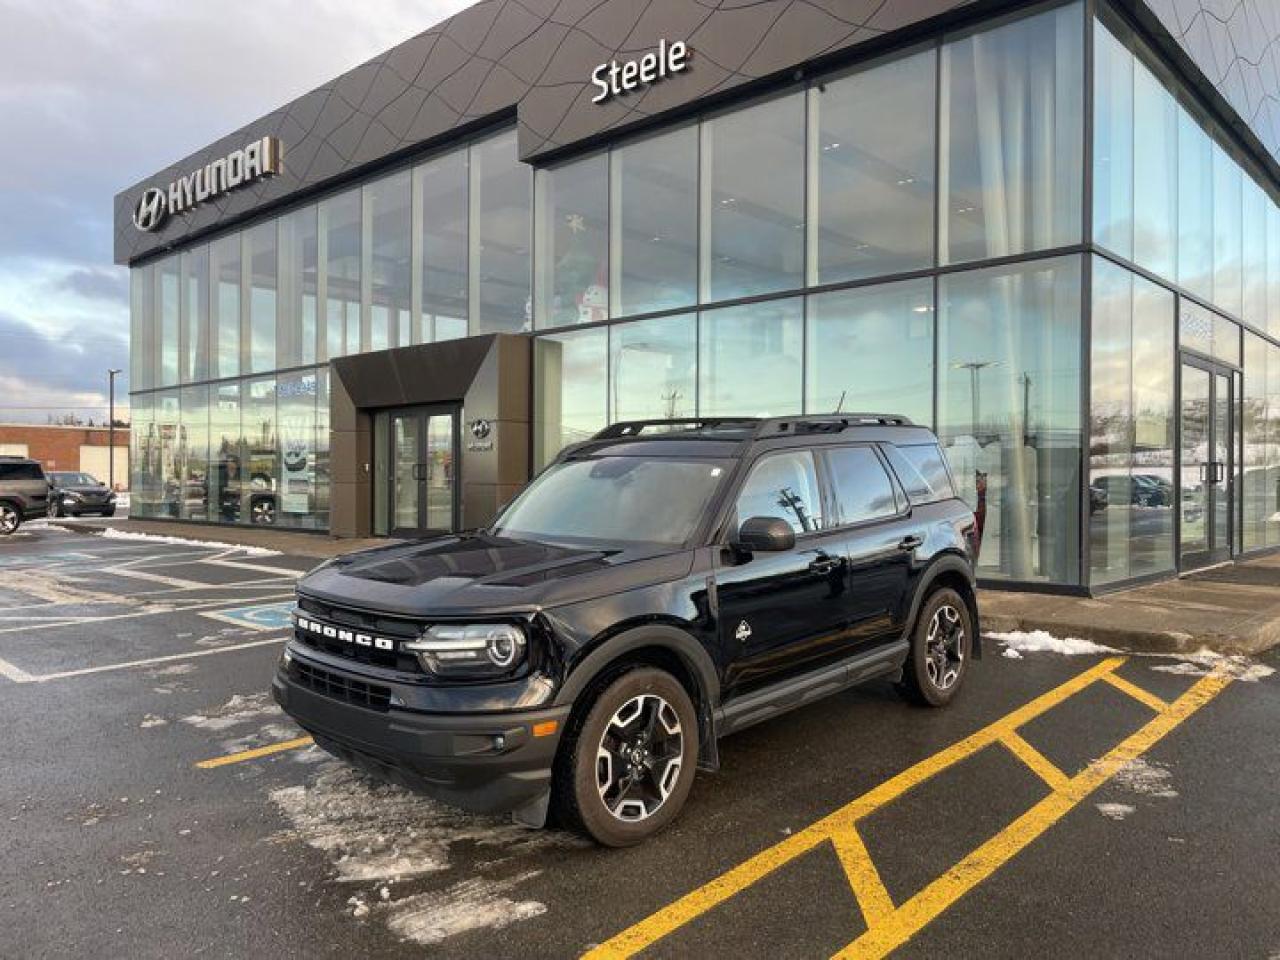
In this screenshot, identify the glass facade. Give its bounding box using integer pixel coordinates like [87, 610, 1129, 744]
[127, 0, 1280, 587]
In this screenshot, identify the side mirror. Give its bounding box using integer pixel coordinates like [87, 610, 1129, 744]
[733, 516, 796, 553]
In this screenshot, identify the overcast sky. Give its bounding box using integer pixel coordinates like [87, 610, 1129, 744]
[0, 0, 472, 423]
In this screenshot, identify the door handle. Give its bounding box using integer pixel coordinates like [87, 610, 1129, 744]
[808, 556, 842, 575]
[897, 535, 924, 552]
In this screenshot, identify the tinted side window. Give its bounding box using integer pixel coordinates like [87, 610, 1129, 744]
[827, 446, 899, 525]
[884, 443, 956, 504]
[735, 450, 826, 534]
[0, 463, 42, 481]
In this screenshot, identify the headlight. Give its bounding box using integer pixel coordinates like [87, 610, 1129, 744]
[64, 493, 83, 503]
[404, 624, 527, 679]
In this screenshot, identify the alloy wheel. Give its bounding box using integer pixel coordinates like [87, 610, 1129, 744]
[595, 694, 684, 823]
[0, 505, 18, 535]
[251, 500, 275, 525]
[925, 604, 965, 691]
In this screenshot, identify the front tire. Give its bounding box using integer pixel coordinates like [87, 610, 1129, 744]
[0, 503, 22, 536]
[896, 587, 973, 707]
[552, 667, 698, 847]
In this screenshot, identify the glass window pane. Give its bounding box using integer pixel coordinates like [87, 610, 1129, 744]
[153, 390, 181, 518]
[1212, 144, 1243, 317]
[699, 298, 803, 417]
[366, 171, 411, 351]
[1093, 20, 1133, 258]
[1243, 175, 1267, 329]
[279, 207, 318, 368]
[277, 372, 319, 529]
[417, 148, 469, 342]
[533, 327, 607, 468]
[130, 265, 155, 392]
[612, 126, 698, 316]
[942, 3, 1084, 264]
[243, 378, 277, 526]
[209, 382, 241, 523]
[827, 446, 898, 525]
[610, 313, 696, 422]
[1243, 332, 1267, 551]
[813, 47, 936, 283]
[1130, 273, 1175, 577]
[1179, 298, 1214, 356]
[888, 443, 956, 503]
[938, 256, 1082, 584]
[806, 279, 933, 425]
[1089, 258, 1132, 585]
[209, 234, 241, 379]
[1177, 108, 1213, 299]
[536, 153, 608, 328]
[472, 129, 531, 334]
[702, 92, 805, 301]
[1268, 342, 1280, 546]
[245, 222, 277, 373]
[1133, 57, 1178, 279]
[736, 450, 825, 533]
[321, 189, 361, 360]
[178, 384, 209, 521]
[315, 369, 330, 531]
[156, 257, 180, 387]
[180, 247, 209, 383]
[129, 393, 154, 513]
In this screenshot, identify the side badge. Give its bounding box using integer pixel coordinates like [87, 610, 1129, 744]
[735, 619, 752, 642]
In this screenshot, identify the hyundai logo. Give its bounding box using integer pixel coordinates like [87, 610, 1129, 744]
[132, 188, 168, 232]
[470, 419, 492, 440]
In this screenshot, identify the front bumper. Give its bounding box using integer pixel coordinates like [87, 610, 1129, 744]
[272, 652, 569, 816]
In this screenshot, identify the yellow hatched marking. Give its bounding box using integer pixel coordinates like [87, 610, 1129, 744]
[829, 827, 895, 928]
[196, 735, 314, 768]
[1099, 671, 1171, 712]
[1000, 730, 1070, 791]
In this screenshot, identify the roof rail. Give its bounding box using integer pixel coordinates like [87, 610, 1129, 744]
[592, 417, 760, 440]
[755, 413, 914, 436]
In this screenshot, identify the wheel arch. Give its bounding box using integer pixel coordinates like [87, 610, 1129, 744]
[905, 554, 981, 658]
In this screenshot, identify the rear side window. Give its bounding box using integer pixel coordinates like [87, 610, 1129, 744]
[735, 450, 826, 534]
[0, 463, 43, 481]
[884, 443, 955, 504]
[825, 446, 899, 525]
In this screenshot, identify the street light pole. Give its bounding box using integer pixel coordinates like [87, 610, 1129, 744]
[107, 368, 122, 491]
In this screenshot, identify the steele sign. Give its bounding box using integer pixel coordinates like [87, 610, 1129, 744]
[131, 135, 282, 232]
[590, 39, 689, 104]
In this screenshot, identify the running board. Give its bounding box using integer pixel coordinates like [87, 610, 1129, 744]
[714, 642, 908, 739]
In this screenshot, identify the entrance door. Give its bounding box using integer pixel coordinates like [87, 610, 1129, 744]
[1179, 359, 1235, 569]
[386, 406, 459, 538]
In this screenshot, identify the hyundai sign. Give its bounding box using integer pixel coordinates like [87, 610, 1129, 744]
[132, 136, 282, 232]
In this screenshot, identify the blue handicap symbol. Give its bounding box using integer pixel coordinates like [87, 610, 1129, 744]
[207, 601, 295, 631]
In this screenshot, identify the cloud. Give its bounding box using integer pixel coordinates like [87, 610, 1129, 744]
[0, 309, 129, 423]
[55, 267, 129, 305]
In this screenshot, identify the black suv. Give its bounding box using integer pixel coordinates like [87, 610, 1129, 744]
[0, 456, 51, 535]
[274, 416, 981, 846]
[48, 471, 117, 518]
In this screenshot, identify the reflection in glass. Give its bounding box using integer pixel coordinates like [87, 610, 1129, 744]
[1178, 365, 1210, 556]
[129, 393, 153, 513]
[209, 234, 240, 379]
[534, 328, 607, 468]
[1212, 143, 1243, 318]
[610, 314, 696, 423]
[1178, 108, 1213, 299]
[178, 384, 209, 521]
[472, 129, 531, 334]
[1269, 340, 1280, 546]
[417, 149, 469, 342]
[157, 257, 180, 387]
[314, 370, 330, 529]
[245, 221, 278, 373]
[279, 207, 318, 368]
[130, 265, 155, 392]
[700, 299, 803, 418]
[392, 414, 419, 531]
[1093, 20, 1133, 258]
[937, 256, 1082, 583]
[1133, 57, 1178, 279]
[806, 279, 933, 424]
[1270, 205, 1280, 341]
[827, 447, 898, 524]
[366, 171, 412, 351]
[425, 414, 454, 531]
[737, 451, 826, 534]
[209, 383, 241, 523]
[277, 372, 318, 529]
[812, 47, 936, 283]
[701, 92, 805, 301]
[1243, 175, 1267, 329]
[321, 189, 361, 359]
[611, 126, 697, 316]
[153, 391, 181, 518]
[536, 153, 608, 328]
[243, 378, 278, 526]
[180, 247, 210, 383]
[942, 3, 1083, 264]
[1243, 333, 1267, 551]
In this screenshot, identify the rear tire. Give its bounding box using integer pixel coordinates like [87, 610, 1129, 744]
[552, 667, 698, 847]
[0, 503, 21, 536]
[896, 587, 973, 708]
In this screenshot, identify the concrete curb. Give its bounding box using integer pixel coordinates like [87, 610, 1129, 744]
[980, 609, 1279, 657]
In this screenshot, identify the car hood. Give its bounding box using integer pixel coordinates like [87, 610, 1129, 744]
[297, 532, 693, 616]
[57, 484, 110, 495]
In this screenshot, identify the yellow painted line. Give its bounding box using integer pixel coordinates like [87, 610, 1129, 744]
[584, 657, 1127, 959]
[1000, 731, 1070, 792]
[1099, 671, 1170, 713]
[834, 669, 1231, 959]
[829, 828, 896, 927]
[196, 735, 314, 769]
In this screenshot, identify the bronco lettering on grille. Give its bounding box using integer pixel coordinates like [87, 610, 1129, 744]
[294, 613, 395, 651]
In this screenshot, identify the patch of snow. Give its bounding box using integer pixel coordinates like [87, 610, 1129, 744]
[1150, 649, 1275, 683]
[384, 872, 546, 946]
[219, 722, 302, 755]
[1001, 647, 1023, 659]
[1110, 757, 1178, 799]
[1095, 802, 1136, 821]
[986, 629, 1117, 657]
[139, 714, 167, 729]
[181, 693, 281, 732]
[98, 527, 279, 556]
[145, 663, 195, 678]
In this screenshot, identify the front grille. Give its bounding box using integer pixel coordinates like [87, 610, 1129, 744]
[290, 660, 392, 712]
[295, 597, 423, 672]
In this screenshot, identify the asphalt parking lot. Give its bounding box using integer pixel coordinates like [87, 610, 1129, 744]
[2, 524, 1278, 959]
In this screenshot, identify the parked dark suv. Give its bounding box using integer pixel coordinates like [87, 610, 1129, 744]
[274, 416, 981, 846]
[0, 456, 51, 535]
[48, 471, 117, 517]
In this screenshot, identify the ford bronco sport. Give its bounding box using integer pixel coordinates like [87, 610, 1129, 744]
[274, 415, 981, 846]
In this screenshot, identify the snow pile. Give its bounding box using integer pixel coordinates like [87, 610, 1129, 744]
[181, 692, 281, 732]
[384, 873, 546, 945]
[1150, 649, 1275, 683]
[1095, 802, 1136, 821]
[1110, 757, 1178, 799]
[986, 629, 1117, 657]
[98, 527, 280, 556]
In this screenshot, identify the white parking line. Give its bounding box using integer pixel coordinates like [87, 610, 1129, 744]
[199, 558, 305, 578]
[0, 636, 287, 683]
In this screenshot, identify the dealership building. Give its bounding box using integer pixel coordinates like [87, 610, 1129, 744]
[118, 0, 1280, 592]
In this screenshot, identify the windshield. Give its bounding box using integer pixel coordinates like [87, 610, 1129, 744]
[492, 456, 731, 547]
[53, 473, 96, 485]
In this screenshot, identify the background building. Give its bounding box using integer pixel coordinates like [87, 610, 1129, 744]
[0, 424, 130, 488]
[117, 0, 1280, 591]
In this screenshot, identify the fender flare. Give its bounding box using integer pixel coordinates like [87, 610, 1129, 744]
[902, 554, 982, 659]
